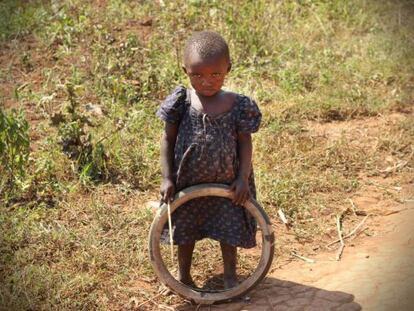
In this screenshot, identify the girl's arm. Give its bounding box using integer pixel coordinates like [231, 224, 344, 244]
[160, 122, 178, 202]
[230, 132, 252, 205]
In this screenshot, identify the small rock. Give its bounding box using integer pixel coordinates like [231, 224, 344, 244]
[243, 295, 251, 302]
[85, 103, 103, 116]
[140, 18, 153, 26]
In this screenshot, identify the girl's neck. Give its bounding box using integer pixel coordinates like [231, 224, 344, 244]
[189, 88, 236, 117]
[194, 89, 224, 101]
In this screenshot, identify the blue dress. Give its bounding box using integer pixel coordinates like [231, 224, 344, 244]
[156, 86, 262, 248]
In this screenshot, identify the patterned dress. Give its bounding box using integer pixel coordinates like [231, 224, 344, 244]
[156, 86, 262, 248]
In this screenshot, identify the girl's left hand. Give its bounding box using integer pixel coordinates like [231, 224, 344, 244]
[230, 177, 250, 205]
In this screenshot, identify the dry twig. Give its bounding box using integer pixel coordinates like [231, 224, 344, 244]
[348, 199, 357, 216]
[291, 251, 315, 263]
[278, 209, 290, 228]
[156, 304, 175, 310]
[335, 215, 345, 261]
[136, 293, 162, 310]
[327, 215, 369, 247]
[380, 160, 408, 177]
[348, 199, 367, 216]
[380, 207, 414, 216]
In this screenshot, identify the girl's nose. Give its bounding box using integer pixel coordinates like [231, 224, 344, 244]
[201, 78, 213, 86]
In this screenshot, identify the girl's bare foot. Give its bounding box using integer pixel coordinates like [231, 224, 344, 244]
[224, 274, 238, 289]
[178, 276, 196, 287]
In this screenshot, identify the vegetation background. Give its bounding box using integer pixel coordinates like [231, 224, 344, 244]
[0, 0, 413, 310]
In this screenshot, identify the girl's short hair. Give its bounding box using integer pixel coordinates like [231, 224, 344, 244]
[183, 31, 230, 64]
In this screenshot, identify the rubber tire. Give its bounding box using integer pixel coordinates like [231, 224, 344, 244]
[148, 183, 275, 305]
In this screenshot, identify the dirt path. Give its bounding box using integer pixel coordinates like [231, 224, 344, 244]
[177, 201, 414, 311]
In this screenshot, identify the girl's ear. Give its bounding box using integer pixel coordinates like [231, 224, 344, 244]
[182, 66, 188, 74]
[227, 62, 232, 73]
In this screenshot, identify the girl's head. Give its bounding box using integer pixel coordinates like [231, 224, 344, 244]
[183, 31, 231, 97]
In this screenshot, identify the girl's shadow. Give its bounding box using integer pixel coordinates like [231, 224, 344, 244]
[176, 276, 362, 310]
[198, 273, 252, 291]
[199, 273, 225, 291]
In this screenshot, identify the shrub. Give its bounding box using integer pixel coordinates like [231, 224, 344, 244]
[0, 108, 30, 202]
[55, 83, 109, 184]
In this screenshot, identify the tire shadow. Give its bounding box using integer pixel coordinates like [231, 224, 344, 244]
[175, 276, 361, 310]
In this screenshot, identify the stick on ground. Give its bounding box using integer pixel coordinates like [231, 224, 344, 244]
[349, 199, 357, 216]
[327, 215, 369, 247]
[335, 215, 345, 261]
[348, 198, 367, 216]
[291, 251, 316, 263]
[278, 209, 289, 228]
[135, 292, 162, 310]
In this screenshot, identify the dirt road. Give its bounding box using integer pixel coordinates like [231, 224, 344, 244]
[179, 202, 414, 311]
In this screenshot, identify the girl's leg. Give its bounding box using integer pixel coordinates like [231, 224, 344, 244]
[220, 241, 238, 288]
[178, 242, 195, 285]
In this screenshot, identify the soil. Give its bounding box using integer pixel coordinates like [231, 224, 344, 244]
[176, 202, 414, 311]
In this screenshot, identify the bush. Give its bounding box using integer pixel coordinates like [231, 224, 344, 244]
[55, 83, 109, 184]
[0, 108, 30, 202]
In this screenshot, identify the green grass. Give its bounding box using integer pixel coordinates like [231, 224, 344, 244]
[1, 193, 155, 310]
[1, 0, 413, 309]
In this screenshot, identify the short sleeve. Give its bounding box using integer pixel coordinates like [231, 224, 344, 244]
[156, 86, 187, 123]
[236, 96, 262, 133]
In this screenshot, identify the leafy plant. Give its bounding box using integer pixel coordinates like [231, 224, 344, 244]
[55, 83, 108, 183]
[0, 108, 30, 202]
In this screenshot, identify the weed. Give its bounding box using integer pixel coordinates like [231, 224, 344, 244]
[0, 108, 30, 202]
[56, 84, 109, 184]
[0, 0, 49, 41]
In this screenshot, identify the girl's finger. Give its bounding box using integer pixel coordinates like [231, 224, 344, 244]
[234, 195, 239, 205]
[231, 188, 237, 202]
[244, 191, 250, 204]
[240, 193, 246, 205]
[237, 192, 244, 205]
[238, 188, 244, 203]
[241, 192, 248, 205]
[169, 192, 175, 203]
[233, 191, 239, 204]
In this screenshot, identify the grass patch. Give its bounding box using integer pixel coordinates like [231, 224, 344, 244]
[1, 0, 413, 309]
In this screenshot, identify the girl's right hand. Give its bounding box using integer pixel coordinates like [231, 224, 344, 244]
[160, 178, 176, 203]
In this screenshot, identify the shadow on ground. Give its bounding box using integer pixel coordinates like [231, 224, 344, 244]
[176, 276, 361, 311]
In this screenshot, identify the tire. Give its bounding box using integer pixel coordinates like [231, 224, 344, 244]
[148, 183, 275, 304]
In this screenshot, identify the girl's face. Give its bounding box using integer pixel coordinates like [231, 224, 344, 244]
[183, 53, 231, 97]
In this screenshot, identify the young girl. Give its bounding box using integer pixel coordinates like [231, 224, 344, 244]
[157, 31, 261, 289]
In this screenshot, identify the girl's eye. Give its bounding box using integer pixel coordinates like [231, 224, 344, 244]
[212, 73, 221, 78]
[191, 74, 201, 78]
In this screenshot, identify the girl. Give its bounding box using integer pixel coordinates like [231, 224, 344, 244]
[157, 31, 261, 289]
